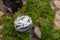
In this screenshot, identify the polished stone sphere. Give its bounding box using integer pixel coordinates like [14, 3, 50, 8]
[14, 15, 32, 32]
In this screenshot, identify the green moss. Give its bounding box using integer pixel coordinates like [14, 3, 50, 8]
[0, 0, 57, 40]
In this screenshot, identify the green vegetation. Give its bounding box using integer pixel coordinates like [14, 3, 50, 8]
[0, 0, 60, 40]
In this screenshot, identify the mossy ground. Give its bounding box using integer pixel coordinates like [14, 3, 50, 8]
[0, 0, 60, 40]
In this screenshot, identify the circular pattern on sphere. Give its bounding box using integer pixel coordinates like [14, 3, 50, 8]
[14, 15, 32, 32]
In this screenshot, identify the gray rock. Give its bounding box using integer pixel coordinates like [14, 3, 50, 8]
[34, 27, 41, 38]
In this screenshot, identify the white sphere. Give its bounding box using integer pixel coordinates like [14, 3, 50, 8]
[14, 15, 32, 32]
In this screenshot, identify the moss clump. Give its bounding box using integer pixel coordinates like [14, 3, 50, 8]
[0, 0, 56, 40]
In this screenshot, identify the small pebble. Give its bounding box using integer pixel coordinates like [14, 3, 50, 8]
[54, 10, 60, 29]
[54, 0, 60, 9]
[0, 26, 3, 30]
[34, 27, 41, 38]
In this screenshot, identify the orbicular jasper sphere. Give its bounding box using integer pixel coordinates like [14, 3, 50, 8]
[14, 15, 32, 32]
